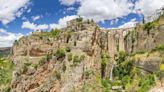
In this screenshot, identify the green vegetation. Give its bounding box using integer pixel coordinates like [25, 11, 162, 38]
[74, 41, 77, 46]
[76, 17, 83, 22]
[101, 51, 107, 66]
[151, 44, 164, 53]
[64, 30, 72, 43]
[143, 20, 159, 35]
[73, 55, 80, 63]
[31, 64, 38, 70]
[22, 63, 28, 73]
[72, 54, 85, 66]
[112, 51, 155, 92]
[0, 48, 10, 58]
[62, 63, 66, 72]
[46, 54, 52, 61]
[0, 59, 14, 91]
[81, 82, 89, 92]
[67, 53, 73, 61]
[13, 40, 19, 46]
[35, 29, 61, 39]
[80, 54, 85, 61]
[115, 51, 127, 64]
[51, 29, 60, 37]
[101, 51, 108, 78]
[138, 74, 155, 92]
[65, 45, 71, 52]
[83, 70, 93, 79]
[37, 54, 53, 66]
[124, 31, 130, 41]
[113, 60, 133, 80]
[160, 64, 164, 71]
[54, 48, 66, 60]
[101, 79, 111, 92]
[38, 57, 47, 66]
[53, 71, 61, 80]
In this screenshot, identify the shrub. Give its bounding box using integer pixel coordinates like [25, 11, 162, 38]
[101, 51, 107, 78]
[22, 64, 28, 73]
[101, 51, 107, 66]
[76, 17, 83, 22]
[38, 57, 46, 66]
[65, 46, 71, 52]
[51, 29, 60, 38]
[101, 79, 111, 92]
[83, 70, 93, 79]
[14, 40, 19, 46]
[54, 71, 61, 80]
[73, 55, 80, 63]
[111, 80, 122, 86]
[124, 31, 130, 41]
[138, 74, 155, 92]
[54, 48, 66, 60]
[113, 60, 133, 80]
[64, 31, 72, 43]
[62, 63, 66, 72]
[24, 62, 32, 66]
[80, 54, 85, 61]
[121, 75, 131, 88]
[74, 41, 77, 46]
[143, 20, 159, 35]
[46, 54, 52, 61]
[73, 54, 85, 63]
[2, 86, 11, 92]
[0, 59, 14, 85]
[157, 71, 164, 80]
[116, 51, 127, 64]
[67, 53, 73, 61]
[32, 64, 38, 70]
[151, 44, 164, 52]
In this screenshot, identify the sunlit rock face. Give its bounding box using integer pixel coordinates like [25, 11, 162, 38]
[9, 18, 164, 92]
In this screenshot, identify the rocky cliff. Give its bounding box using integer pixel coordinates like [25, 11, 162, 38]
[8, 16, 164, 92]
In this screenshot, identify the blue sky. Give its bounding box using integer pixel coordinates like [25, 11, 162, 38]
[0, 0, 164, 47]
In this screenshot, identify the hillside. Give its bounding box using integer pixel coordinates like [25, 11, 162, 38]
[0, 47, 11, 58]
[1, 15, 164, 92]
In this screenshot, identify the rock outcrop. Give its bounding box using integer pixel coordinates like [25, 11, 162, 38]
[9, 17, 164, 92]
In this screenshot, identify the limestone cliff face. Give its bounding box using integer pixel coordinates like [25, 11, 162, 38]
[9, 18, 164, 92]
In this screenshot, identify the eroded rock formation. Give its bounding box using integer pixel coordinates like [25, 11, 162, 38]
[9, 17, 164, 92]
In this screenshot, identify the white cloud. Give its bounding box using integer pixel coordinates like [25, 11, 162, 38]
[22, 21, 49, 31]
[0, 0, 30, 25]
[135, 0, 164, 16]
[78, 0, 133, 22]
[59, 0, 133, 22]
[0, 29, 23, 47]
[22, 15, 78, 31]
[59, 0, 82, 6]
[118, 18, 137, 28]
[49, 24, 61, 29]
[49, 15, 78, 29]
[22, 16, 27, 21]
[31, 16, 41, 21]
[67, 7, 76, 11]
[27, 9, 31, 13]
[110, 19, 119, 25]
[59, 0, 164, 23]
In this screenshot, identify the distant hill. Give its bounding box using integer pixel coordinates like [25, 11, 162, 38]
[0, 47, 11, 58]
